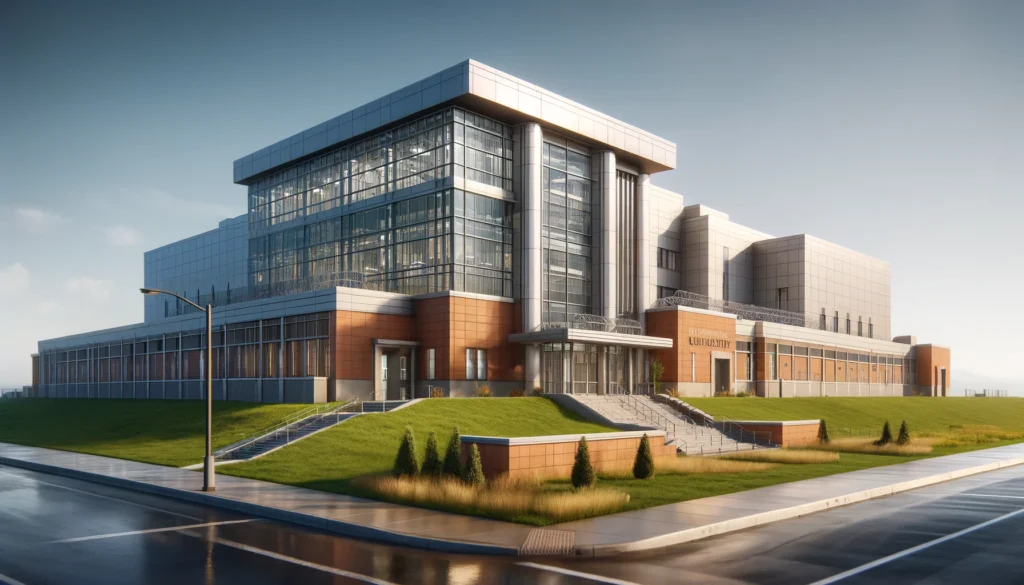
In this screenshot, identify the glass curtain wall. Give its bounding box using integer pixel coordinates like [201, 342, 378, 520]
[541, 136, 593, 324]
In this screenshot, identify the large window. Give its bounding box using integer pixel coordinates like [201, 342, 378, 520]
[427, 348, 435, 380]
[466, 348, 487, 380]
[542, 135, 593, 323]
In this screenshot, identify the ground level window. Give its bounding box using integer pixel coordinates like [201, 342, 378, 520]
[466, 348, 487, 380]
[427, 348, 435, 380]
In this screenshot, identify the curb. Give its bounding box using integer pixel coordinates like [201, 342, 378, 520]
[574, 453, 1024, 557]
[0, 455, 519, 557]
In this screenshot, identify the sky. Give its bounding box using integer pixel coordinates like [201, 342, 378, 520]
[1, 0, 1022, 390]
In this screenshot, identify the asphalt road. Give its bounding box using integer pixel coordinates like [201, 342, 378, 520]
[1, 462, 1023, 585]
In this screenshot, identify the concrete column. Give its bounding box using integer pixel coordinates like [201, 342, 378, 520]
[519, 122, 544, 390]
[599, 151, 617, 318]
[597, 347, 607, 395]
[636, 173, 652, 331]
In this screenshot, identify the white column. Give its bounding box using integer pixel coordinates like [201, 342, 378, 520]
[636, 173, 652, 330]
[599, 151, 617, 318]
[519, 122, 544, 389]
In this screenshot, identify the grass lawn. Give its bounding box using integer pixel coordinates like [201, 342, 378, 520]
[0, 399, 313, 467]
[684, 397, 1024, 436]
[222, 397, 615, 496]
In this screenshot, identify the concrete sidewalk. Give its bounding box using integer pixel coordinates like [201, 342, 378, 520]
[1, 441, 1022, 557]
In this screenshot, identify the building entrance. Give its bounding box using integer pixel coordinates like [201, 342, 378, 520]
[714, 358, 731, 395]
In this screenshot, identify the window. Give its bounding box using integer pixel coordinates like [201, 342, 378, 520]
[833, 311, 839, 333]
[427, 349, 435, 380]
[657, 286, 676, 299]
[858, 318, 863, 337]
[400, 356, 407, 381]
[846, 314, 851, 335]
[657, 248, 678, 270]
[776, 287, 788, 309]
[819, 310, 826, 330]
[466, 348, 487, 380]
[381, 354, 388, 381]
[691, 352, 696, 382]
[868, 319, 873, 339]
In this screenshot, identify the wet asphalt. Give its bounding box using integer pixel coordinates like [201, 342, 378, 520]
[1, 462, 1023, 585]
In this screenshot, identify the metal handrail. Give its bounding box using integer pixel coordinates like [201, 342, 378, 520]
[214, 402, 346, 457]
[653, 290, 807, 328]
[540, 313, 643, 336]
[620, 395, 678, 440]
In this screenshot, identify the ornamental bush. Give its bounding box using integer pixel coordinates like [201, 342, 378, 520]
[874, 421, 893, 446]
[896, 420, 911, 446]
[632, 434, 655, 479]
[429, 387, 445, 398]
[476, 386, 492, 397]
[509, 388, 525, 397]
[818, 419, 831, 444]
[571, 437, 596, 488]
[392, 427, 419, 477]
[422, 431, 443, 476]
[531, 387, 544, 396]
[462, 444, 485, 486]
[442, 427, 463, 478]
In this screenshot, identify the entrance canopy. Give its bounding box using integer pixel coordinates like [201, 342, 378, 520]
[508, 328, 673, 349]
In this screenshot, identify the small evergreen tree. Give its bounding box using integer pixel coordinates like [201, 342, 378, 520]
[422, 431, 443, 476]
[896, 420, 911, 445]
[874, 420, 893, 446]
[651, 358, 665, 395]
[571, 437, 596, 488]
[462, 443, 485, 486]
[632, 434, 655, 479]
[817, 419, 831, 444]
[392, 426, 419, 477]
[442, 427, 463, 478]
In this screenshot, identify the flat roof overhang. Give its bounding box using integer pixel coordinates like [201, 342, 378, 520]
[508, 329, 673, 349]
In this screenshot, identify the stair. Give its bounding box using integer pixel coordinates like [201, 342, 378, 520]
[216, 411, 358, 462]
[570, 394, 772, 456]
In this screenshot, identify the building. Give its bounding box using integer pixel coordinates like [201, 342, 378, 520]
[32, 60, 951, 403]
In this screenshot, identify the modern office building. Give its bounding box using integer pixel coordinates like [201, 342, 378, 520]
[32, 60, 951, 403]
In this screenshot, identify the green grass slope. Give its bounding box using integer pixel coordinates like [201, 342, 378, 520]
[222, 397, 615, 493]
[683, 397, 1024, 435]
[0, 399, 312, 467]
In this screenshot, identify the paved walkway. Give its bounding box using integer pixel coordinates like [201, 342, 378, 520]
[1, 441, 1022, 557]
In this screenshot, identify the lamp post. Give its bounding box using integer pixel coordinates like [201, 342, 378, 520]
[140, 287, 215, 492]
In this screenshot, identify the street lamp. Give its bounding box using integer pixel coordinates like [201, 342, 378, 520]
[140, 287, 215, 492]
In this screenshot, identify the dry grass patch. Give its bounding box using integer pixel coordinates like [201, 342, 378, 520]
[810, 437, 932, 456]
[598, 455, 775, 479]
[352, 474, 629, 524]
[717, 449, 840, 464]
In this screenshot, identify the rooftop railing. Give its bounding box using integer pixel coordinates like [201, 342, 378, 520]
[652, 290, 808, 328]
[540, 313, 644, 336]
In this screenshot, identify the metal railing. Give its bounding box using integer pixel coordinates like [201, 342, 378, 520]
[214, 402, 347, 458]
[653, 290, 807, 328]
[540, 313, 643, 336]
[167, 271, 383, 317]
[619, 394, 679, 442]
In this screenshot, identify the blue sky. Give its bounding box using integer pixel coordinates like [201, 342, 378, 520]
[1, 0, 1022, 390]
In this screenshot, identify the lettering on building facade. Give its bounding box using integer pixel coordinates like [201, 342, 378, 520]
[687, 327, 732, 349]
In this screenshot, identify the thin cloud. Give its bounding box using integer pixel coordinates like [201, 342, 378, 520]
[65, 276, 113, 303]
[0, 263, 30, 297]
[104, 225, 143, 247]
[15, 208, 62, 229]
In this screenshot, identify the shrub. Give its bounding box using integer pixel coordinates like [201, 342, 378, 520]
[632, 434, 655, 479]
[429, 387, 445, 398]
[571, 437, 596, 488]
[897, 420, 911, 445]
[651, 358, 665, 394]
[392, 426, 419, 477]
[462, 443, 485, 486]
[818, 419, 831, 444]
[736, 391, 750, 398]
[509, 388, 525, 397]
[665, 387, 680, 399]
[531, 387, 544, 396]
[422, 431, 443, 476]
[874, 421, 893, 446]
[476, 386, 492, 397]
[442, 427, 463, 478]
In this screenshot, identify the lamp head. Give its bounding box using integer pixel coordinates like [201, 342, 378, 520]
[140, 288, 159, 296]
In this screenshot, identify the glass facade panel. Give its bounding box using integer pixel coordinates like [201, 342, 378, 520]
[542, 138, 592, 323]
